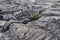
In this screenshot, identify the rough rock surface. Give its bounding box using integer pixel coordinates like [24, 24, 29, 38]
[0, 0, 60, 40]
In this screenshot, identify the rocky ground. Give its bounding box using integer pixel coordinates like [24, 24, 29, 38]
[0, 0, 60, 40]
